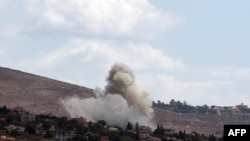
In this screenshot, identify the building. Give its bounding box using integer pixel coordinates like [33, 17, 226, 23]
[0, 136, 15, 141]
[53, 130, 75, 141]
[11, 107, 35, 122]
[229, 106, 240, 112]
[4, 125, 25, 133]
[109, 127, 119, 132]
[139, 126, 152, 139]
[237, 103, 248, 108]
[0, 130, 6, 136]
[164, 129, 175, 136]
[83, 131, 109, 141]
[11, 107, 26, 115]
[0, 118, 5, 122]
[97, 135, 109, 141]
[74, 117, 87, 125]
[20, 113, 35, 122]
[126, 129, 135, 134]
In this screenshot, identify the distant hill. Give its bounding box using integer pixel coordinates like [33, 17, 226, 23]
[153, 100, 250, 137]
[0, 66, 93, 117]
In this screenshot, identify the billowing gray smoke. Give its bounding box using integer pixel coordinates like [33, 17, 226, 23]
[61, 63, 154, 128]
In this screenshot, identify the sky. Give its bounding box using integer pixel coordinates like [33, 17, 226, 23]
[0, 0, 250, 106]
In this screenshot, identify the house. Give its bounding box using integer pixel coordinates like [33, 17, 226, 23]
[237, 103, 248, 108]
[97, 135, 109, 141]
[0, 136, 15, 141]
[0, 118, 6, 122]
[53, 130, 75, 141]
[229, 106, 240, 112]
[4, 125, 25, 133]
[36, 130, 46, 137]
[36, 123, 44, 136]
[49, 125, 56, 132]
[164, 128, 175, 136]
[139, 126, 152, 139]
[109, 127, 118, 132]
[84, 131, 101, 141]
[0, 130, 6, 136]
[20, 112, 35, 122]
[73, 117, 87, 125]
[126, 129, 135, 134]
[191, 131, 198, 136]
[11, 107, 35, 122]
[11, 107, 26, 115]
[84, 131, 109, 141]
[73, 117, 88, 127]
[139, 126, 152, 133]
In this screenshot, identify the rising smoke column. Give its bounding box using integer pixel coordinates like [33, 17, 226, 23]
[105, 63, 153, 116]
[61, 63, 154, 128]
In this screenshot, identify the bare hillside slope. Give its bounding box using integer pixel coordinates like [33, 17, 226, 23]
[0, 67, 93, 116]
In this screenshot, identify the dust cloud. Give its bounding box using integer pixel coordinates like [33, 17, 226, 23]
[61, 63, 154, 128]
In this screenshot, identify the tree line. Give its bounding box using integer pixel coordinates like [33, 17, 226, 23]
[153, 99, 250, 114]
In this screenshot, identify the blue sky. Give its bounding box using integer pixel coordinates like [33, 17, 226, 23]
[0, 0, 250, 106]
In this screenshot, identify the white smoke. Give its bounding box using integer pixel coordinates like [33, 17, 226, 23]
[61, 63, 154, 128]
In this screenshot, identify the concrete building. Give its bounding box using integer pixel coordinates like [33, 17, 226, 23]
[0, 136, 15, 141]
[97, 135, 109, 141]
[139, 126, 152, 139]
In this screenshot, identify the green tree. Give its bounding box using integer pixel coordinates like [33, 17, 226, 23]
[97, 120, 107, 126]
[26, 123, 36, 134]
[42, 121, 51, 130]
[126, 122, 133, 131]
[153, 123, 164, 135]
[10, 129, 20, 137]
[208, 134, 217, 141]
[0, 105, 9, 115]
[73, 135, 88, 141]
[135, 122, 139, 139]
[44, 131, 54, 138]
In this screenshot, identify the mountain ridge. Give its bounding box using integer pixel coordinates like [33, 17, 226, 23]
[0, 66, 93, 117]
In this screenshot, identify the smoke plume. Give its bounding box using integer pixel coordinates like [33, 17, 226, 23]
[61, 63, 154, 128]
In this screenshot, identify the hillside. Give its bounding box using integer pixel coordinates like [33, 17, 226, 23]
[1, 66, 249, 137]
[153, 100, 250, 137]
[0, 66, 93, 117]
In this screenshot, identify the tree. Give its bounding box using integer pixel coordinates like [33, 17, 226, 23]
[178, 131, 186, 140]
[73, 135, 88, 141]
[42, 121, 51, 130]
[0, 105, 9, 115]
[208, 134, 216, 141]
[97, 120, 107, 126]
[44, 131, 54, 138]
[135, 122, 139, 139]
[170, 99, 176, 107]
[126, 122, 133, 131]
[58, 117, 68, 129]
[152, 101, 156, 107]
[10, 129, 20, 137]
[153, 123, 164, 135]
[26, 123, 36, 134]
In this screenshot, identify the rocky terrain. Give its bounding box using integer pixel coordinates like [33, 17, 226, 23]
[0, 66, 93, 117]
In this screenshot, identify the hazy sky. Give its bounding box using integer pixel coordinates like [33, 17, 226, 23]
[0, 0, 249, 106]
